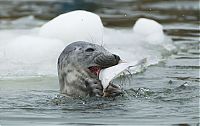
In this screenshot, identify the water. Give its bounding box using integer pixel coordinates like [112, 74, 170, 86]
[0, 0, 199, 125]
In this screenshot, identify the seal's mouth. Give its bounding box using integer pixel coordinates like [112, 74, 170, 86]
[88, 66, 101, 76]
[88, 66, 123, 97]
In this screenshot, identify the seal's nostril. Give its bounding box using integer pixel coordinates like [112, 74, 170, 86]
[113, 54, 120, 62]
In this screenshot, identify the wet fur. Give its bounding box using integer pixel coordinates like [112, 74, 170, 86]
[57, 41, 120, 97]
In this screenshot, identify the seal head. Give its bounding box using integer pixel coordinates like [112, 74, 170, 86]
[57, 41, 121, 97]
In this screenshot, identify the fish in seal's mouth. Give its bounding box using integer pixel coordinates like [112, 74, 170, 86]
[88, 66, 122, 97]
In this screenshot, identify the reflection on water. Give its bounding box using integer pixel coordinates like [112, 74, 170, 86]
[0, 0, 199, 125]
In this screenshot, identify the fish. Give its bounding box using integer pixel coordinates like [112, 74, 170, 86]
[99, 58, 147, 91]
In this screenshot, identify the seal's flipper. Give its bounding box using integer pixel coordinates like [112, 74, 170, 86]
[85, 78, 103, 97]
[103, 83, 122, 97]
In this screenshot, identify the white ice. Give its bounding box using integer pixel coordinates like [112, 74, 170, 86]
[0, 10, 176, 80]
[39, 10, 103, 44]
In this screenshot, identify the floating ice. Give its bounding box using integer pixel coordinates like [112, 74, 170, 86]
[99, 18, 176, 88]
[0, 34, 65, 77]
[133, 18, 165, 45]
[39, 10, 103, 44]
[133, 18, 164, 36]
[0, 10, 176, 79]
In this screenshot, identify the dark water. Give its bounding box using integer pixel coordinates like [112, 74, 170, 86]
[0, 0, 199, 125]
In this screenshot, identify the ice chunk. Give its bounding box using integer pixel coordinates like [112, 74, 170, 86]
[39, 10, 103, 44]
[0, 12, 176, 78]
[133, 18, 165, 45]
[4, 35, 64, 63]
[133, 18, 163, 36]
[0, 35, 65, 76]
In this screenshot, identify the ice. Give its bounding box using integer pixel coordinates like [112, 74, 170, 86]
[99, 18, 176, 87]
[4, 35, 64, 63]
[133, 18, 165, 45]
[133, 18, 164, 36]
[0, 34, 65, 77]
[39, 10, 103, 44]
[0, 10, 176, 78]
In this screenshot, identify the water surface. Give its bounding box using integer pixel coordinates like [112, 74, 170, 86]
[0, 0, 199, 125]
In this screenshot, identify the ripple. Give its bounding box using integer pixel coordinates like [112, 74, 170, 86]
[0, 0, 199, 125]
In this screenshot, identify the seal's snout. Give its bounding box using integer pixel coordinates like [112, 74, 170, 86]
[94, 54, 120, 68]
[113, 54, 120, 63]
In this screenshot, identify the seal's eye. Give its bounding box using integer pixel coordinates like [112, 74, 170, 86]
[85, 48, 95, 52]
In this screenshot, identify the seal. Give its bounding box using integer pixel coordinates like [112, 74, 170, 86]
[57, 41, 122, 98]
